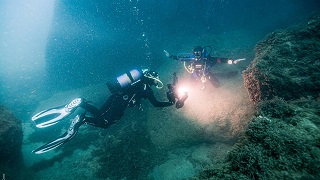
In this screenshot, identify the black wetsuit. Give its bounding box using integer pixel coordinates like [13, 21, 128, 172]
[82, 82, 172, 128]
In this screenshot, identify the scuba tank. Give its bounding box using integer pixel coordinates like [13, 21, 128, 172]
[106, 69, 143, 93]
[202, 46, 212, 58]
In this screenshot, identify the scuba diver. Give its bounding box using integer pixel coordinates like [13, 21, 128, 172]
[164, 46, 245, 89]
[31, 68, 186, 154]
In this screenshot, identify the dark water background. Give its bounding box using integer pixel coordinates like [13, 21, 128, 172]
[47, 0, 319, 90]
[0, 0, 319, 119]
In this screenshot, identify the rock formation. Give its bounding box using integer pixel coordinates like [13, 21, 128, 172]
[198, 13, 320, 180]
[0, 105, 24, 179]
[243, 14, 320, 103]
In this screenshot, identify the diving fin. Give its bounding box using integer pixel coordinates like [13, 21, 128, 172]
[31, 98, 84, 128]
[32, 113, 85, 154]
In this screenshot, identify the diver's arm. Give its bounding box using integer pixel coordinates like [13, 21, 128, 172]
[170, 54, 195, 62]
[148, 94, 174, 107]
[164, 50, 179, 60]
[210, 56, 245, 64]
[170, 55, 179, 60]
[211, 56, 231, 64]
[146, 87, 173, 107]
[83, 102, 100, 116]
[168, 54, 179, 60]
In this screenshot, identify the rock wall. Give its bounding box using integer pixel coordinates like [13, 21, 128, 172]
[0, 105, 24, 179]
[243, 14, 320, 104]
[198, 13, 320, 180]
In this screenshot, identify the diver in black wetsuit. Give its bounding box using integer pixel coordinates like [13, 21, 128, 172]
[31, 69, 175, 154]
[164, 46, 245, 89]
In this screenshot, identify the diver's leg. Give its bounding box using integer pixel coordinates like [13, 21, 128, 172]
[83, 93, 126, 129]
[98, 93, 121, 114]
[32, 98, 86, 128]
[83, 102, 100, 117]
[84, 92, 136, 129]
[32, 113, 85, 154]
[207, 72, 220, 88]
[83, 116, 114, 129]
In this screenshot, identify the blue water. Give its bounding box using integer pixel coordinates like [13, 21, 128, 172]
[1, 0, 319, 116]
[0, 0, 319, 179]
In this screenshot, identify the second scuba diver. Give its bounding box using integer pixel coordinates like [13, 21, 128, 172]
[164, 46, 245, 89]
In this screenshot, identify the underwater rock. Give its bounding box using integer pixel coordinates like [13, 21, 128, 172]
[243, 14, 320, 104]
[0, 105, 24, 179]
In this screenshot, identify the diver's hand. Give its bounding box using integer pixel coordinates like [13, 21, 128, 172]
[233, 58, 246, 64]
[166, 87, 176, 104]
[164, 50, 170, 58]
